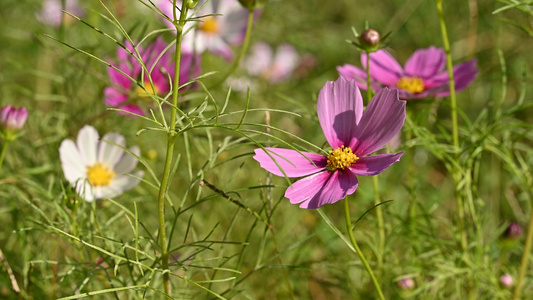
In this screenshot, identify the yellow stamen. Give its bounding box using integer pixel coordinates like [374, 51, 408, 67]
[198, 17, 219, 34]
[326, 146, 358, 171]
[86, 163, 115, 187]
[136, 81, 158, 99]
[396, 76, 425, 94]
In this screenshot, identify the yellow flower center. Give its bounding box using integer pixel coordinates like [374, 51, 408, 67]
[198, 17, 219, 34]
[396, 76, 425, 94]
[326, 146, 358, 171]
[86, 163, 115, 187]
[136, 81, 159, 99]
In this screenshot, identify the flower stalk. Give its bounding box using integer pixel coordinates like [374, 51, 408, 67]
[213, 8, 255, 87]
[435, 0, 467, 251]
[513, 208, 533, 300]
[344, 197, 385, 300]
[156, 1, 189, 295]
[0, 140, 10, 171]
[365, 50, 385, 270]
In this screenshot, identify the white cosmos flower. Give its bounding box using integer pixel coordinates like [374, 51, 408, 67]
[59, 125, 144, 202]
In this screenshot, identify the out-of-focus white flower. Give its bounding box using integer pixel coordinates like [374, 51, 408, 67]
[157, 0, 250, 60]
[37, 0, 84, 27]
[244, 43, 299, 83]
[59, 125, 144, 202]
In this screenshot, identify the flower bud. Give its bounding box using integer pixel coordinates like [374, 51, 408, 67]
[1, 105, 28, 131]
[504, 222, 523, 239]
[500, 274, 513, 288]
[397, 278, 415, 290]
[360, 29, 380, 46]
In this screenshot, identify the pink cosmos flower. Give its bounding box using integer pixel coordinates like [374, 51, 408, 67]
[37, 0, 84, 27]
[1, 106, 28, 131]
[337, 46, 477, 99]
[244, 43, 299, 83]
[157, 0, 250, 60]
[104, 37, 201, 116]
[253, 77, 406, 209]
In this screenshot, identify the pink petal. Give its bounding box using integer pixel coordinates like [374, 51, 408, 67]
[432, 59, 478, 97]
[285, 170, 359, 209]
[350, 152, 404, 176]
[337, 64, 381, 91]
[253, 148, 326, 177]
[245, 43, 273, 76]
[352, 89, 406, 156]
[317, 77, 364, 149]
[361, 50, 403, 86]
[117, 104, 145, 117]
[268, 44, 299, 82]
[103, 87, 128, 107]
[404, 46, 446, 78]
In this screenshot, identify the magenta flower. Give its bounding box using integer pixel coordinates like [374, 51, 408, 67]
[157, 0, 251, 60]
[337, 46, 477, 99]
[253, 77, 406, 209]
[244, 43, 299, 83]
[104, 37, 201, 116]
[1, 106, 28, 131]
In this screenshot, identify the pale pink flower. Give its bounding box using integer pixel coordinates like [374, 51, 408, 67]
[37, 0, 84, 27]
[244, 43, 299, 83]
[338, 46, 477, 99]
[253, 77, 406, 209]
[157, 0, 250, 60]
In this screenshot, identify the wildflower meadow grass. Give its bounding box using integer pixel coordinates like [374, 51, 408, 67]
[1, 0, 532, 299]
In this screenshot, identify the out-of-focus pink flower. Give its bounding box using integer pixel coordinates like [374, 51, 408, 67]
[157, 0, 251, 60]
[37, 0, 84, 27]
[337, 46, 478, 99]
[1, 106, 28, 132]
[397, 278, 415, 290]
[253, 77, 406, 209]
[500, 274, 513, 288]
[504, 222, 523, 239]
[104, 37, 201, 116]
[244, 43, 299, 83]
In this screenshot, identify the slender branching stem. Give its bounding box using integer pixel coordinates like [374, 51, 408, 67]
[156, 1, 188, 295]
[344, 197, 385, 300]
[435, 0, 467, 251]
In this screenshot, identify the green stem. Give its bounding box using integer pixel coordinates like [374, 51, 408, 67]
[0, 140, 11, 171]
[156, 2, 188, 295]
[365, 52, 372, 105]
[212, 9, 254, 87]
[365, 50, 384, 270]
[513, 209, 533, 300]
[435, 0, 467, 251]
[344, 197, 385, 300]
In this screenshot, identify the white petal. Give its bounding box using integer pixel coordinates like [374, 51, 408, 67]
[77, 125, 99, 165]
[99, 132, 126, 167]
[59, 139, 87, 183]
[114, 146, 141, 175]
[75, 180, 95, 202]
